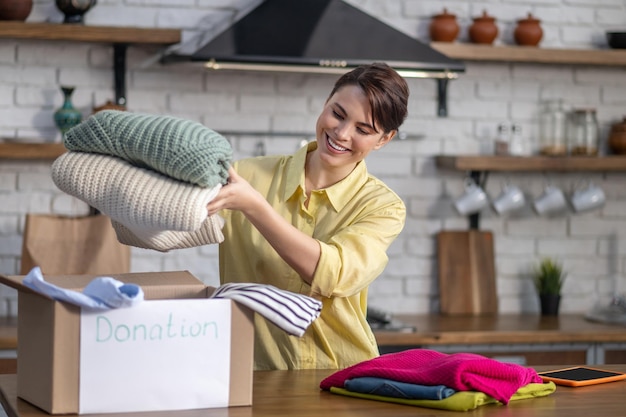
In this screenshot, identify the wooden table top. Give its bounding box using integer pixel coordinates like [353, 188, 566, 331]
[0, 314, 624, 351]
[374, 314, 626, 346]
[1, 365, 626, 416]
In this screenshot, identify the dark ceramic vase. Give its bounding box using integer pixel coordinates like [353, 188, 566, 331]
[0, 0, 33, 21]
[469, 10, 498, 45]
[539, 294, 561, 316]
[514, 13, 543, 46]
[55, 0, 97, 24]
[54, 86, 82, 137]
[430, 8, 460, 43]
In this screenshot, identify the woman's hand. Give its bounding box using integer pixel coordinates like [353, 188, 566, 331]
[208, 167, 321, 284]
[206, 167, 264, 216]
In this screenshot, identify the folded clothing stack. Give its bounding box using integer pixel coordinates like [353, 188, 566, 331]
[320, 349, 555, 411]
[63, 110, 232, 188]
[52, 111, 233, 251]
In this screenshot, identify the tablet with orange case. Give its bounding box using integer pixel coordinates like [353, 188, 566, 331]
[538, 366, 626, 387]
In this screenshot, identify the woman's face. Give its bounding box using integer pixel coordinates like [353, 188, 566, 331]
[315, 85, 395, 170]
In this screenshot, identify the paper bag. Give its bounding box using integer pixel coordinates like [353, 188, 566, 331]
[20, 214, 130, 275]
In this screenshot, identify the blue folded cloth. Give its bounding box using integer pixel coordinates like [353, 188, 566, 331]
[23, 267, 144, 310]
[344, 377, 456, 400]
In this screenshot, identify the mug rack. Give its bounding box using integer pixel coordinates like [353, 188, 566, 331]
[436, 155, 626, 229]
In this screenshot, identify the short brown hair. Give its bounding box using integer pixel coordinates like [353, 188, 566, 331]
[327, 62, 409, 134]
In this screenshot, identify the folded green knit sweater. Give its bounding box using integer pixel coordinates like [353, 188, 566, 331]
[63, 110, 232, 188]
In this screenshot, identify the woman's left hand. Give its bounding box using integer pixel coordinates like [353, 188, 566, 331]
[206, 167, 264, 216]
[208, 167, 321, 284]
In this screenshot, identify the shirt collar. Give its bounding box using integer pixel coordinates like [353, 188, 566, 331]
[284, 141, 369, 212]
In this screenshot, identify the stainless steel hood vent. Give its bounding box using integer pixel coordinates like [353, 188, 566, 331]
[162, 0, 465, 116]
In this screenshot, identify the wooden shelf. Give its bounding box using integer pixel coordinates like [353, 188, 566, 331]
[0, 21, 181, 44]
[436, 155, 626, 172]
[0, 143, 66, 160]
[431, 42, 626, 66]
[0, 23, 183, 162]
[0, 21, 182, 118]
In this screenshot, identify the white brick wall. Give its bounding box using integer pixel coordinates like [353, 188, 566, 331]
[0, 0, 625, 316]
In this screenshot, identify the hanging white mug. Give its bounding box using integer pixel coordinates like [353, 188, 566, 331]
[571, 182, 606, 213]
[534, 185, 567, 215]
[493, 184, 526, 215]
[454, 178, 488, 215]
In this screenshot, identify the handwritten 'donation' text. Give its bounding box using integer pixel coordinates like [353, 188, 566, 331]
[95, 313, 219, 343]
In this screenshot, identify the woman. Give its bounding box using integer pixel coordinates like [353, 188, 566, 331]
[207, 62, 409, 370]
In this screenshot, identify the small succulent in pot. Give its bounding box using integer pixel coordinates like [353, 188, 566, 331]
[533, 257, 566, 315]
[533, 257, 566, 295]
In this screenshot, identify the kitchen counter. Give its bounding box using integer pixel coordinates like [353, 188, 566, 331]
[0, 317, 17, 374]
[1, 365, 626, 416]
[373, 314, 626, 365]
[0, 317, 17, 351]
[10, 312, 624, 348]
[1, 314, 625, 366]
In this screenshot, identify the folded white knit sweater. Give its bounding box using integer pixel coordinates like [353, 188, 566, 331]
[51, 152, 223, 239]
[111, 217, 224, 252]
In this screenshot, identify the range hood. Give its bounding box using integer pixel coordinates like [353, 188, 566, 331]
[162, 0, 465, 116]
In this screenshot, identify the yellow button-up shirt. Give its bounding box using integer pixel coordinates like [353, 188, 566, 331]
[219, 142, 406, 370]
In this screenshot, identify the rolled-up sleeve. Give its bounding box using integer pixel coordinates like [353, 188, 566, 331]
[311, 196, 406, 298]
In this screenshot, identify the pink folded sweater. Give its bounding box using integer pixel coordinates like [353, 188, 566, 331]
[320, 349, 543, 404]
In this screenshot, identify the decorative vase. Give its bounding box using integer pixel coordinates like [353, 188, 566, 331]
[0, 0, 33, 21]
[430, 8, 460, 43]
[55, 0, 97, 24]
[469, 10, 498, 45]
[514, 13, 543, 46]
[54, 86, 82, 138]
[539, 294, 561, 316]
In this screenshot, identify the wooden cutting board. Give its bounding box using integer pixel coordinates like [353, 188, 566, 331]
[437, 230, 498, 315]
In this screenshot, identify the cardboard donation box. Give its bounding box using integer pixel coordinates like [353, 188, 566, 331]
[0, 271, 254, 414]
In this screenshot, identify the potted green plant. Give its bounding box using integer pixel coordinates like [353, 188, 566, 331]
[533, 257, 566, 316]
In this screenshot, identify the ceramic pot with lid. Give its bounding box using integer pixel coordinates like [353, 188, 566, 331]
[0, 0, 33, 21]
[514, 13, 543, 46]
[430, 8, 460, 43]
[469, 10, 498, 45]
[609, 117, 626, 155]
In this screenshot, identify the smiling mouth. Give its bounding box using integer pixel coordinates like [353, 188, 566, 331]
[327, 135, 350, 152]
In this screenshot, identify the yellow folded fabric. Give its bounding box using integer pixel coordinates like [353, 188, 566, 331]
[329, 381, 556, 412]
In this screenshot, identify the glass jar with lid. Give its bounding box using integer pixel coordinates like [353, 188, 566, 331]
[539, 99, 568, 156]
[569, 108, 599, 156]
